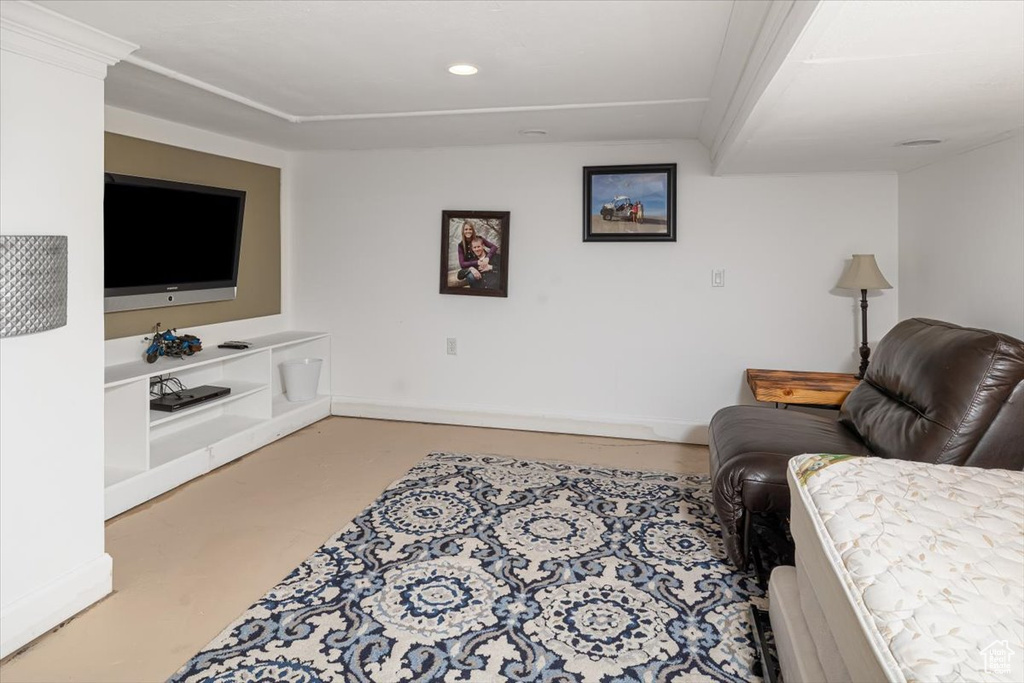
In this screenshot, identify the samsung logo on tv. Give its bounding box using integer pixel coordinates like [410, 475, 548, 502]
[166, 286, 178, 291]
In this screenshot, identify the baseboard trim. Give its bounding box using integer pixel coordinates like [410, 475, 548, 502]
[0, 553, 113, 658]
[331, 397, 708, 445]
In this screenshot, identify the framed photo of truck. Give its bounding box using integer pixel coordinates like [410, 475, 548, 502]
[582, 163, 676, 242]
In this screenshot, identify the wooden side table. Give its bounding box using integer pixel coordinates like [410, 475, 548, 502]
[746, 369, 860, 409]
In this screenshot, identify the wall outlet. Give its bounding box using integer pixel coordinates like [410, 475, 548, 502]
[712, 269, 725, 287]
[446, 337, 457, 355]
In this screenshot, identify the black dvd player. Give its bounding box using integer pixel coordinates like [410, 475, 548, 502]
[150, 384, 231, 412]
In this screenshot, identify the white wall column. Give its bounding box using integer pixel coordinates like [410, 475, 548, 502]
[0, 1, 136, 657]
[899, 133, 1024, 338]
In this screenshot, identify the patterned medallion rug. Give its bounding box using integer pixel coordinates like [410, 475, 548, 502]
[170, 453, 765, 682]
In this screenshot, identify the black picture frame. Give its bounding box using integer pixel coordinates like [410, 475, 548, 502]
[439, 210, 510, 298]
[583, 163, 677, 242]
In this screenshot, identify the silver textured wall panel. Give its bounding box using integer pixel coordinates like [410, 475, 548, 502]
[0, 235, 68, 338]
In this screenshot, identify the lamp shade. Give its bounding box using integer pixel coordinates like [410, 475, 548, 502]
[837, 254, 891, 291]
[0, 235, 67, 338]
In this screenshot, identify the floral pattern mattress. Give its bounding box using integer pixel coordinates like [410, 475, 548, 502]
[790, 454, 1024, 682]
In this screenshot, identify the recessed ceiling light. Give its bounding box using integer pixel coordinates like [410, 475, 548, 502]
[897, 139, 943, 147]
[518, 129, 548, 136]
[448, 64, 478, 76]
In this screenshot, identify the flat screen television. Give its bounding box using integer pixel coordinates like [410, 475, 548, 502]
[104, 173, 245, 312]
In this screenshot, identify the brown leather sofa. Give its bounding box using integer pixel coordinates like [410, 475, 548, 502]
[709, 318, 1024, 568]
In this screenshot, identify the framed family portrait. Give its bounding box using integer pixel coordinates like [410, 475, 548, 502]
[583, 163, 676, 242]
[439, 210, 510, 298]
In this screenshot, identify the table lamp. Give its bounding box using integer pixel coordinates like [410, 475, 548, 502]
[837, 254, 891, 379]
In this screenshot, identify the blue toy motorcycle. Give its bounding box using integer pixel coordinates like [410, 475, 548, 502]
[144, 323, 203, 363]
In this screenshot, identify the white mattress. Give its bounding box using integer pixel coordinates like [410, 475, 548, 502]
[788, 454, 1024, 683]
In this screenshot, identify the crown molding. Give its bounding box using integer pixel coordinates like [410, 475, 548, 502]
[0, 1, 137, 79]
[124, 54, 297, 121]
[124, 52, 707, 124]
[296, 98, 709, 122]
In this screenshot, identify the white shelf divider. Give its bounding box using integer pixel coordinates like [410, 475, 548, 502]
[149, 381, 267, 427]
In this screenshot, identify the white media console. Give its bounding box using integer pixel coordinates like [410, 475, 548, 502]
[103, 331, 331, 519]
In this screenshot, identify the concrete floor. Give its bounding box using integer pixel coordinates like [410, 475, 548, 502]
[0, 417, 709, 682]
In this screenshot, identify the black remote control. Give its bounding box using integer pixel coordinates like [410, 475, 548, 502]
[217, 341, 250, 349]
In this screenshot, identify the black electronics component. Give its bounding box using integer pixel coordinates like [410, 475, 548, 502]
[149, 384, 230, 412]
[217, 341, 251, 349]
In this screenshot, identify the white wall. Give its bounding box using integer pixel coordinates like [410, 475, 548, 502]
[0, 52, 112, 656]
[292, 141, 898, 442]
[899, 133, 1024, 338]
[103, 107, 295, 364]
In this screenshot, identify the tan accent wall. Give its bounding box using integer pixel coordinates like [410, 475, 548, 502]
[104, 133, 281, 340]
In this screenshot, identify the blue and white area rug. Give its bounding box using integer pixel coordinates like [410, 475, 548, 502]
[170, 453, 764, 682]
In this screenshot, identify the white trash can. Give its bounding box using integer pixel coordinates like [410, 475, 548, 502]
[281, 358, 322, 402]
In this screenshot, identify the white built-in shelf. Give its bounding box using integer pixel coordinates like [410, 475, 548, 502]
[272, 393, 331, 419]
[105, 330, 329, 388]
[103, 330, 332, 519]
[150, 415, 265, 469]
[149, 381, 267, 427]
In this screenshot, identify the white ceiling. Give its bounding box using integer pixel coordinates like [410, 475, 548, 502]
[38, 0, 731, 150]
[717, 0, 1024, 173]
[30, 0, 1024, 171]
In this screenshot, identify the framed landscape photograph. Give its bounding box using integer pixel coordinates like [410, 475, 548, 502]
[583, 163, 676, 242]
[439, 210, 509, 298]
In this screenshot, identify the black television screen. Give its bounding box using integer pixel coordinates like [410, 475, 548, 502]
[104, 174, 245, 312]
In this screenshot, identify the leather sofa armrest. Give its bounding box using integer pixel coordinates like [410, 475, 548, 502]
[712, 451, 795, 566]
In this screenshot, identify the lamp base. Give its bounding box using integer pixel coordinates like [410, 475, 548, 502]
[857, 344, 870, 380]
[857, 289, 870, 380]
